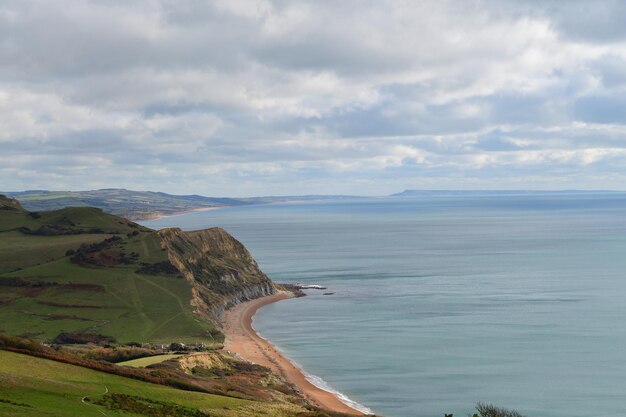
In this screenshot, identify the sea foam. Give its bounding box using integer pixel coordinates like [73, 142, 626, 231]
[252, 322, 374, 415]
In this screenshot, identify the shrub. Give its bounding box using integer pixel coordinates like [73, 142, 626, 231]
[136, 261, 181, 276]
[52, 332, 116, 345]
[84, 346, 156, 363]
[475, 402, 525, 417]
[95, 393, 209, 417]
[0, 333, 208, 394]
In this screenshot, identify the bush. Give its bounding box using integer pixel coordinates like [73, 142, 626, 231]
[475, 402, 525, 417]
[0, 333, 208, 395]
[95, 393, 209, 417]
[53, 332, 116, 345]
[136, 261, 181, 276]
[84, 346, 156, 363]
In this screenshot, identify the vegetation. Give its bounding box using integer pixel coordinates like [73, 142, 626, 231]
[474, 402, 526, 417]
[94, 393, 213, 417]
[0, 255, 219, 343]
[117, 354, 185, 367]
[0, 333, 209, 393]
[0, 350, 253, 417]
[0, 196, 218, 344]
[0, 196, 151, 274]
[0, 341, 353, 417]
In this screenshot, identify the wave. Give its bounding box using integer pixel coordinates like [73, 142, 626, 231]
[252, 322, 374, 415]
[300, 368, 374, 415]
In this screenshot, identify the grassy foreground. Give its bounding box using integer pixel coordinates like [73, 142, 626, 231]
[0, 350, 305, 417]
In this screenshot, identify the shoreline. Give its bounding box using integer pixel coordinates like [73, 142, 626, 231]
[136, 206, 221, 221]
[222, 291, 369, 415]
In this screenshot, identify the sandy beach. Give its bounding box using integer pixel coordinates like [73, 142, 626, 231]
[222, 291, 366, 415]
[142, 206, 221, 221]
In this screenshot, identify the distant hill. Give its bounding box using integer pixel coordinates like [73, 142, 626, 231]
[390, 189, 617, 197]
[3, 189, 247, 220]
[3, 189, 366, 220]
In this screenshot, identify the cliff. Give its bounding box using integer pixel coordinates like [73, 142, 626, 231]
[158, 227, 276, 322]
[0, 194, 26, 212]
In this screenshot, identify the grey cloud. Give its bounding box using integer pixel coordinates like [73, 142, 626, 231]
[573, 94, 626, 124]
[543, 0, 626, 43]
[491, 0, 626, 43]
[590, 55, 626, 87]
[3, 0, 626, 195]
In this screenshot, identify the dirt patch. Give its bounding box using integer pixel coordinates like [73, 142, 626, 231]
[37, 301, 103, 309]
[20, 287, 47, 297]
[65, 283, 105, 292]
[38, 314, 94, 321]
[0, 277, 105, 294]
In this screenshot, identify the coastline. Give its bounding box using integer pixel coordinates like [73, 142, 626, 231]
[137, 206, 221, 221]
[222, 291, 369, 416]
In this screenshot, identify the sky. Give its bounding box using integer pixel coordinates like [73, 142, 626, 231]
[2, 0, 626, 196]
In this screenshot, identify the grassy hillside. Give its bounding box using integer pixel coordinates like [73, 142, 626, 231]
[4, 189, 246, 220]
[0, 350, 305, 417]
[0, 231, 116, 274]
[0, 203, 150, 234]
[0, 196, 218, 344]
[0, 257, 217, 344]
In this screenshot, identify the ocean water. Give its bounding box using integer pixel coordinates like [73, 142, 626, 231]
[142, 194, 626, 417]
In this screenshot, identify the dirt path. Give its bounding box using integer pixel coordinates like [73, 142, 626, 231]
[81, 385, 109, 416]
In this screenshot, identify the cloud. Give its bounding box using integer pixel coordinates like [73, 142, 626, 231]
[2, 0, 626, 195]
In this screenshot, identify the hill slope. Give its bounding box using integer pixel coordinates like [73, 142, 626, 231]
[0, 195, 273, 345]
[0, 350, 306, 417]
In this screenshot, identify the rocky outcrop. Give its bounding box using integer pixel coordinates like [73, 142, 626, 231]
[158, 227, 276, 322]
[0, 195, 26, 212]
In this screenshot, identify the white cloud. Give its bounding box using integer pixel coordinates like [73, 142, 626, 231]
[3, 0, 626, 195]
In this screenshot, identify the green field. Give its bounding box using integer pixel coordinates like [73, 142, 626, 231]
[0, 205, 150, 274]
[0, 231, 114, 274]
[0, 199, 219, 344]
[0, 255, 217, 344]
[0, 205, 149, 235]
[0, 350, 304, 417]
[0, 350, 244, 417]
[117, 353, 185, 367]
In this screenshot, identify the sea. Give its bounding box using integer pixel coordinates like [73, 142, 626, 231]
[141, 193, 626, 417]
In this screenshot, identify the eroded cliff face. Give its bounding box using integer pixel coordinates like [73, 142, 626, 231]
[0, 195, 26, 211]
[158, 227, 275, 322]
